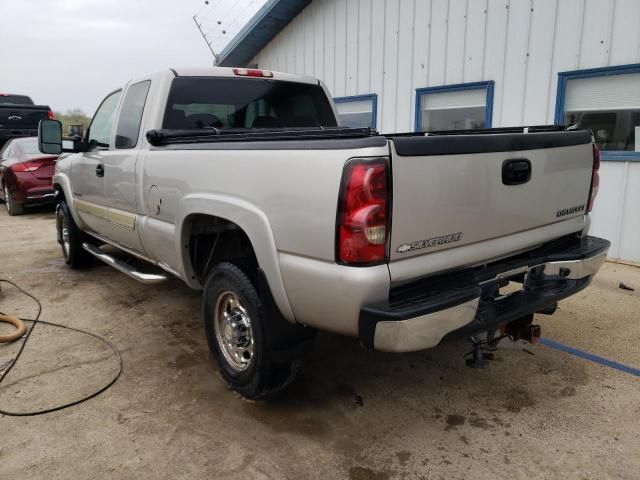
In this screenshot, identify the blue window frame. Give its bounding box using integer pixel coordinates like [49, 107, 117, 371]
[334, 94, 377, 129]
[414, 81, 494, 132]
[555, 64, 640, 162]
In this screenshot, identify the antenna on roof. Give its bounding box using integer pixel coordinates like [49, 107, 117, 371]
[193, 14, 220, 66]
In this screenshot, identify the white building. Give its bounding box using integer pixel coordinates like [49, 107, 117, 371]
[219, 0, 640, 263]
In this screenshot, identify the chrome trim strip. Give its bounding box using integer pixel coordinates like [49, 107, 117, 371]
[82, 243, 167, 285]
[373, 298, 480, 353]
[26, 193, 55, 200]
[74, 198, 137, 230]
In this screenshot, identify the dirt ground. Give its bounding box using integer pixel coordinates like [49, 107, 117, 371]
[1, 206, 639, 480]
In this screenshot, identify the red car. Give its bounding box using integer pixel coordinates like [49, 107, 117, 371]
[0, 137, 57, 215]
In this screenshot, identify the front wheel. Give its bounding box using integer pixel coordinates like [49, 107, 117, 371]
[56, 200, 93, 268]
[202, 262, 300, 400]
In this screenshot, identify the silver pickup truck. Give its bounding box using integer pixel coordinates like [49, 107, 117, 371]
[37, 67, 610, 399]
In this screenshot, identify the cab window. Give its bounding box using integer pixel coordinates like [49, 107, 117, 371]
[88, 90, 122, 149]
[163, 77, 337, 129]
[116, 81, 151, 149]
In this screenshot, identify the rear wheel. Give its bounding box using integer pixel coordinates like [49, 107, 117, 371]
[3, 184, 24, 216]
[202, 262, 300, 400]
[56, 200, 93, 268]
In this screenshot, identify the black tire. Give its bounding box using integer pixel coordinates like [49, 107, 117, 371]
[3, 183, 24, 216]
[56, 200, 93, 268]
[202, 262, 300, 400]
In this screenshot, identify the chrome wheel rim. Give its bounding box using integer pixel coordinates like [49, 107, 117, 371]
[214, 291, 254, 372]
[4, 185, 10, 212]
[56, 206, 70, 258]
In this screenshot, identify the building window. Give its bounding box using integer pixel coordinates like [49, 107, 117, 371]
[555, 64, 640, 161]
[334, 94, 377, 128]
[415, 81, 494, 132]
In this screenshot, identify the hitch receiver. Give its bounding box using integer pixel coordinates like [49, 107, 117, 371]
[503, 314, 541, 344]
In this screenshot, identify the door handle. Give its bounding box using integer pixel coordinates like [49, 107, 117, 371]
[502, 159, 531, 185]
[95, 164, 104, 177]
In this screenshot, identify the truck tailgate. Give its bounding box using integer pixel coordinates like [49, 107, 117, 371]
[388, 130, 594, 271]
[0, 105, 50, 128]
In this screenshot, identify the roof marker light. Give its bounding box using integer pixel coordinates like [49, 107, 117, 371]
[232, 68, 273, 78]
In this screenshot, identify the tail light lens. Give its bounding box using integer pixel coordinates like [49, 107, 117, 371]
[337, 158, 390, 265]
[47, 110, 54, 119]
[587, 144, 600, 213]
[12, 157, 54, 173]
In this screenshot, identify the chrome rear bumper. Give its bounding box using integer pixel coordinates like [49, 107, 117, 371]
[361, 235, 610, 353]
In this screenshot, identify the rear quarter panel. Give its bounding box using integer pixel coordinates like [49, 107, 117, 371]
[137, 138, 389, 323]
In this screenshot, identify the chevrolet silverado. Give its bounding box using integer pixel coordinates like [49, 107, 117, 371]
[37, 67, 609, 399]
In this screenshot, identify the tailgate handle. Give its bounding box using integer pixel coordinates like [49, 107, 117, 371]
[502, 159, 531, 185]
[95, 164, 104, 177]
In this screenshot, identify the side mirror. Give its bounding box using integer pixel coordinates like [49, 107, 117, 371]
[38, 119, 63, 155]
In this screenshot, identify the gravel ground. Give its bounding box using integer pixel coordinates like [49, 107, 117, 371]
[0, 206, 639, 480]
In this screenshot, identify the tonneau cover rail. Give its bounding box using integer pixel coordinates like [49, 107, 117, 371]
[146, 126, 376, 146]
[389, 128, 593, 156]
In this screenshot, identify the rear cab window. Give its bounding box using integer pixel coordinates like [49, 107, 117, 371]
[0, 95, 33, 105]
[162, 77, 337, 130]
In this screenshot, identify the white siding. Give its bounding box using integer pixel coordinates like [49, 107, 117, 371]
[250, 0, 640, 262]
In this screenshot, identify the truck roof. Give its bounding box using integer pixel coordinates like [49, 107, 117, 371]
[168, 67, 319, 85]
[0, 93, 34, 105]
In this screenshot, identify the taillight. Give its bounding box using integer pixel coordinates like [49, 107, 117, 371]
[48, 110, 54, 119]
[587, 144, 600, 213]
[13, 162, 42, 172]
[337, 158, 390, 265]
[12, 157, 53, 173]
[232, 68, 273, 78]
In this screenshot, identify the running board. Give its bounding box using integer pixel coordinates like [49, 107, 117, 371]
[82, 243, 168, 285]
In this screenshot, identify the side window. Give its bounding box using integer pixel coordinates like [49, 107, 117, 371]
[88, 90, 122, 150]
[560, 71, 640, 153]
[115, 81, 151, 149]
[415, 82, 494, 132]
[334, 95, 377, 128]
[0, 142, 11, 159]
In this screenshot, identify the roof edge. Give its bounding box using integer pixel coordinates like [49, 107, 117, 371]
[218, 0, 310, 67]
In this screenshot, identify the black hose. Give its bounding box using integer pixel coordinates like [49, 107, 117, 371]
[0, 279, 122, 416]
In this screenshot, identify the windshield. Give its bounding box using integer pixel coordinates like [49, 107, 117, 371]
[163, 77, 337, 130]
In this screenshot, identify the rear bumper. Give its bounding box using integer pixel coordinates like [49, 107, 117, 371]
[9, 172, 54, 204]
[359, 235, 610, 353]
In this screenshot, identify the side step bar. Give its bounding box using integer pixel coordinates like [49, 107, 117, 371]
[82, 243, 168, 285]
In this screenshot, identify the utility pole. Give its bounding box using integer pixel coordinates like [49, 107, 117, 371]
[193, 14, 220, 66]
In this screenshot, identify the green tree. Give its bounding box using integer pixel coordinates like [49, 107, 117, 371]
[54, 108, 91, 137]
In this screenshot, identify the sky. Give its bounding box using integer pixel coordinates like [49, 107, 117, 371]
[0, 0, 266, 114]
